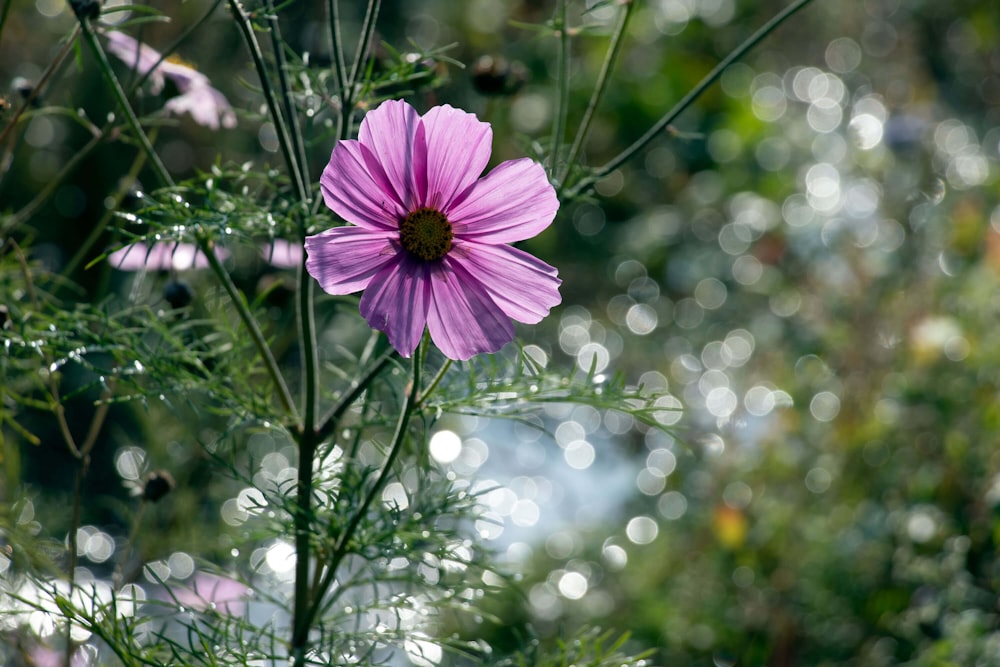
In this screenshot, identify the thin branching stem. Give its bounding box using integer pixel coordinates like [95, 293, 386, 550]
[74, 15, 173, 188]
[199, 233, 299, 421]
[130, 0, 225, 96]
[0, 24, 79, 154]
[2, 120, 113, 235]
[302, 347, 422, 643]
[326, 0, 349, 102]
[549, 0, 570, 177]
[416, 358, 452, 408]
[563, 0, 818, 200]
[60, 131, 151, 280]
[315, 347, 398, 445]
[347, 0, 381, 109]
[557, 0, 637, 190]
[265, 0, 311, 202]
[227, 0, 309, 203]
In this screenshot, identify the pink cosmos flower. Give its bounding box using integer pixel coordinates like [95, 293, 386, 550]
[260, 239, 303, 269]
[104, 31, 237, 130]
[305, 100, 561, 360]
[109, 242, 229, 271]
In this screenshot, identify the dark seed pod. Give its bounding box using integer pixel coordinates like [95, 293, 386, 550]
[471, 55, 527, 97]
[143, 469, 175, 502]
[69, 0, 101, 21]
[164, 281, 193, 309]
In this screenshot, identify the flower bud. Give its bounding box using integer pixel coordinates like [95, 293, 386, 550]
[163, 281, 193, 309]
[69, 0, 100, 21]
[471, 55, 527, 97]
[143, 469, 175, 502]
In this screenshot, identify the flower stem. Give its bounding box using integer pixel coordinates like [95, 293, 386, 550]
[326, 0, 349, 107]
[0, 24, 79, 159]
[348, 0, 382, 103]
[198, 232, 299, 421]
[228, 0, 309, 204]
[314, 347, 399, 446]
[301, 346, 422, 646]
[557, 0, 636, 190]
[563, 0, 818, 200]
[548, 0, 570, 177]
[73, 15, 173, 188]
[265, 0, 312, 203]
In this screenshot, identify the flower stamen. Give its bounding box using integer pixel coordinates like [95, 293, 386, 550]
[399, 207, 453, 261]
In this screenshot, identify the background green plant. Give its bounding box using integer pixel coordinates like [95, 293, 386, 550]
[3, 0, 1000, 665]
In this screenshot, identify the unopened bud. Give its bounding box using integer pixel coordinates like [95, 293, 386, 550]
[471, 55, 527, 97]
[143, 469, 175, 502]
[164, 281, 193, 309]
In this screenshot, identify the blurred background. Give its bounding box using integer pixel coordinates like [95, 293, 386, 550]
[3, 0, 1000, 664]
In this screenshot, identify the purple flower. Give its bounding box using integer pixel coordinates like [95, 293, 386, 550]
[305, 100, 561, 360]
[109, 242, 228, 271]
[104, 31, 236, 130]
[260, 239, 304, 269]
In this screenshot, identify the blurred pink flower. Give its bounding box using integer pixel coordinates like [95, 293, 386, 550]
[305, 99, 561, 360]
[109, 242, 229, 271]
[260, 239, 303, 269]
[104, 31, 237, 130]
[171, 573, 250, 615]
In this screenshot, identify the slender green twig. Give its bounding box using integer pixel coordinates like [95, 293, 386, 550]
[0, 24, 79, 152]
[346, 0, 381, 108]
[122, 0, 225, 97]
[1, 120, 113, 236]
[326, 0, 349, 103]
[563, 0, 819, 200]
[301, 347, 422, 647]
[548, 0, 570, 177]
[557, 0, 637, 190]
[416, 358, 452, 408]
[314, 347, 399, 445]
[227, 0, 308, 203]
[59, 129, 151, 280]
[0, 0, 13, 48]
[74, 16, 173, 188]
[199, 232, 299, 421]
[264, 0, 311, 202]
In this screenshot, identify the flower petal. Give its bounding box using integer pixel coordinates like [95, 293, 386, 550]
[260, 239, 303, 269]
[305, 227, 398, 294]
[358, 99, 424, 210]
[418, 105, 493, 210]
[109, 242, 226, 271]
[104, 32, 166, 93]
[164, 83, 236, 129]
[321, 141, 407, 230]
[425, 262, 515, 360]
[446, 158, 558, 243]
[359, 257, 431, 357]
[449, 242, 561, 324]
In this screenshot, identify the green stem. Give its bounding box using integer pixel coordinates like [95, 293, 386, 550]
[59, 128, 151, 280]
[346, 0, 381, 108]
[199, 232, 299, 421]
[265, 0, 312, 202]
[548, 0, 570, 177]
[301, 347, 422, 644]
[1, 119, 112, 236]
[557, 0, 636, 190]
[563, 0, 818, 200]
[0, 24, 79, 153]
[415, 358, 452, 408]
[314, 347, 399, 445]
[74, 16, 173, 188]
[227, 0, 308, 203]
[326, 0, 349, 110]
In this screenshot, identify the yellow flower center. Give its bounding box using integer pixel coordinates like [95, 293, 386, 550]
[399, 207, 453, 261]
